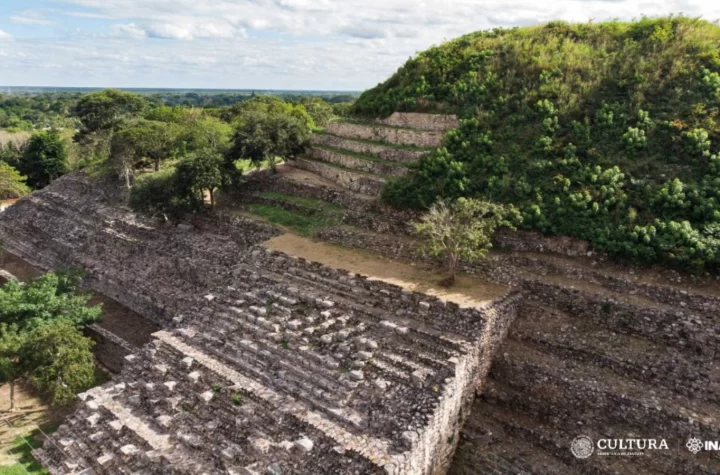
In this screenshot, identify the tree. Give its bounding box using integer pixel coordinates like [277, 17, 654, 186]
[0, 326, 25, 411]
[300, 97, 334, 127]
[0, 271, 100, 410]
[228, 110, 310, 172]
[21, 322, 96, 406]
[0, 162, 30, 199]
[177, 115, 233, 153]
[113, 119, 180, 172]
[175, 150, 224, 207]
[19, 130, 68, 189]
[0, 272, 101, 332]
[414, 198, 521, 286]
[74, 89, 146, 137]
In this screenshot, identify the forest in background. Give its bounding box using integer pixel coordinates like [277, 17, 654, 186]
[0, 89, 355, 214]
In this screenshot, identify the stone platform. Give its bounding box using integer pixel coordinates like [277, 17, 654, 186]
[0, 174, 517, 475]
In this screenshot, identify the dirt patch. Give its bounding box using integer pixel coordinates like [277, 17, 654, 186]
[0, 383, 67, 467]
[263, 233, 508, 308]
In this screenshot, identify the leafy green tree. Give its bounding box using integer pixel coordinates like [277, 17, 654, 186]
[224, 96, 314, 132]
[228, 110, 310, 172]
[0, 162, 30, 199]
[0, 272, 101, 332]
[178, 115, 232, 153]
[129, 169, 198, 219]
[414, 198, 521, 285]
[74, 89, 146, 137]
[0, 271, 100, 410]
[21, 322, 96, 406]
[19, 130, 68, 188]
[300, 97, 334, 127]
[114, 119, 180, 171]
[175, 150, 225, 207]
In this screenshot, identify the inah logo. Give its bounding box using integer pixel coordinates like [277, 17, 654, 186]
[571, 435, 594, 459]
[687, 438, 703, 454]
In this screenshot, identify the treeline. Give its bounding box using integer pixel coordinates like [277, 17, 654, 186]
[0, 89, 354, 205]
[355, 17, 720, 272]
[0, 91, 356, 132]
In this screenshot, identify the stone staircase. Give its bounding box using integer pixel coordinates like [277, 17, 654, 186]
[289, 113, 458, 196]
[450, 255, 720, 475]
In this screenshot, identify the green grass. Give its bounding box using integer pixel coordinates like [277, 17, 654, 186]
[313, 144, 409, 168]
[247, 203, 343, 236]
[257, 191, 343, 211]
[0, 429, 52, 475]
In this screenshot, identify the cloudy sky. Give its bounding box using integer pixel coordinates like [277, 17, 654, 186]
[0, 1, 718, 91]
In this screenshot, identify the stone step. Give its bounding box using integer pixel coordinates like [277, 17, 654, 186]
[511, 302, 719, 403]
[519, 276, 718, 357]
[489, 251, 720, 318]
[311, 133, 428, 164]
[309, 145, 409, 178]
[450, 398, 575, 475]
[289, 158, 385, 196]
[490, 340, 720, 443]
[325, 120, 445, 147]
[480, 379, 720, 475]
[376, 112, 459, 132]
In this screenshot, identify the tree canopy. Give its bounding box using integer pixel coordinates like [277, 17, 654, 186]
[0, 162, 30, 199]
[74, 89, 146, 136]
[361, 17, 720, 271]
[414, 198, 520, 285]
[0, 271, 101, 409]
[19, 130, 68, 188]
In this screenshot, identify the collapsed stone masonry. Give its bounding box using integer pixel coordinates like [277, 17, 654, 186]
[0, 174, 518, 475]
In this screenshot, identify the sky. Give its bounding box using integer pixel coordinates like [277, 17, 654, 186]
[0, 1, 718, 91]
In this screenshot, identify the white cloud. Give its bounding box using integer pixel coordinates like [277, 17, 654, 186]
[0, 29, 12, 40]
[2, 1, 720, 89]
[10, 9, 55, 26]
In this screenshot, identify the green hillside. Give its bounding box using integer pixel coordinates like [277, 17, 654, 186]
[354, 17, 720, 271]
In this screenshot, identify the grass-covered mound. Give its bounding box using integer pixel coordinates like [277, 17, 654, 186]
[354, 17, 720, 271]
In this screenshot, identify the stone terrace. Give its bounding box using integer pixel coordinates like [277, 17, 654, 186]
[291, 112, 458, 196]
[0, 174, 517, 475]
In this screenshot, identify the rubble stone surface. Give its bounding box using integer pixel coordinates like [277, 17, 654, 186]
[0, 174, 518, 475]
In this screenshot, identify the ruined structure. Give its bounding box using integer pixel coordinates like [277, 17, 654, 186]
[2, 111, 719, 474]
[0, 173, 517, 474]
[290, 113, 458, 196]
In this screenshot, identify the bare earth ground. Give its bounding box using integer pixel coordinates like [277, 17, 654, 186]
[263, 233, 508, 308]
[0, 383, 67, 467]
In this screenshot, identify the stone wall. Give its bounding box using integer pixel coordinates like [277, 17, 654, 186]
[311, 134, 427, 164]
[325, 122, 445, 148]
[309, 147, 409, 178]
[291, 158, 386, 196]
[428, 293, 520, 475]
[494, 229, 591, 256]
[86, 324, 136, 374]
[377, 113, 459, 132]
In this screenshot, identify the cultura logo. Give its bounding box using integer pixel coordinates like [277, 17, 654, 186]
[571, 435, 594, 459]
[687, 438, 703, 454]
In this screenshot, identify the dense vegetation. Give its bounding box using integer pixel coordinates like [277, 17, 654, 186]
[355, 17, 720, 271]
[0, 271, 101, 408]
[0, 89, 353, 209]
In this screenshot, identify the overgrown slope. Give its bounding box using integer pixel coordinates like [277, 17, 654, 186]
[354, 17, 720, 270]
